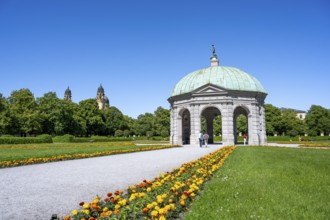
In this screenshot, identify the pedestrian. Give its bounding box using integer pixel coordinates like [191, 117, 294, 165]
[203, 133, 209, 147]
[199, 131, 204, 147]
[243, 134, 247, 145]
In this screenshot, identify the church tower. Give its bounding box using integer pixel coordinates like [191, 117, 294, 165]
[96, 84, 110, 110]
[64, 86, 72, 102]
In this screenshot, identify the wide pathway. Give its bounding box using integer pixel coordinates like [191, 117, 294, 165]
[0, 144, 221, 220]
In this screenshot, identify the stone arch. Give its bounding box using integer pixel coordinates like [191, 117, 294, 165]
[233, 105, 250, 144]
[178, 108, 191, 145]
[200, 106, 221, 144]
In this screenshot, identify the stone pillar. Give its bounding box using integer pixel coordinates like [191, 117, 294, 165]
[176, 110, 183, 145]
[170, 107, 181, 145]
[190, 104, 201, 145]
[248, 104, 260, 145]
[170, 107, 174, 144]
[259, 105, 267, 145]
[222, 103, 234, 146]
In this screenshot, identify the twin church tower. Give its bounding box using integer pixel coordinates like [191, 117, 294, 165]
[64, 84, 110, 110]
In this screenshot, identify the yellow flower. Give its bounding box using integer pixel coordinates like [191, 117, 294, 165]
[147, 203, 154, 209]
[180, 200, 185, 206]
[181, 194, 187, 200]
[115, 204, 121, 210]
[151, 210, 158, 217]
[159, 215, 166, 220]
[83, 203, 90, 209]
[103, 207, 108, 212]
[147, 187, 152, 192]
[158, 208, 167, 215]
[129, 194, 136, 201]
[118, 199, 127, 206]
[71, 210, 78, 215]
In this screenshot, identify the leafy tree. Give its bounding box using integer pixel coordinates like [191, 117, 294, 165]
[123, 115, 135, 136]
[0, 94, 11, 135]
[154, 106, 170, 136]
[77, 99, 105, 136]
[279, 109, 306, 136]
[134, 113, 154, 136]
[8, 89, 41, 136]
[236, 114, 247, 135]
[213, 115, 222, 136]
[265, 104, 282, 135]
[102, 106, 127, 136]
[305, 105, 330, 136]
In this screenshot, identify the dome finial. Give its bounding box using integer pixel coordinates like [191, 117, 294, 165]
[210, 44, 219, 66]
[211, 45, 218, 59]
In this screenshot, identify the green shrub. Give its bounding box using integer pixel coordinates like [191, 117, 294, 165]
[53, 134, 74, 143]
[114, 130, 124, 137]
[0, 135, 53, 144]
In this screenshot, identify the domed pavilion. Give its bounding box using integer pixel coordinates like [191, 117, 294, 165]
[168, 46, 267, 146]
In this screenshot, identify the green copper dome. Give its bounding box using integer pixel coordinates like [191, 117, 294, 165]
[170, 66, 267, 97]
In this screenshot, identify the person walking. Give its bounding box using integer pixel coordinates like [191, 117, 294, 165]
[203, 133, 209, 147]
[243, 134, 247, 145]
[199, 131, 204, 147]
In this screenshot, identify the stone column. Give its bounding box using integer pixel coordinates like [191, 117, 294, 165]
[248, 104, 260, 145]
[259, 105, 267, 145]
[190, 104, 201, 145]
[222, 103, 234, 146]
[170, 107, 174, 144]
[171, 107, 181, 145]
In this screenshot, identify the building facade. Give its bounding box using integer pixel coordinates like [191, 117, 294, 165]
[168, 47, 268, 146]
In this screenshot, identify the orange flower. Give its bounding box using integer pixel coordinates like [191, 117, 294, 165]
[142, 207, 149, 214]
[114, 209, 120, 215]
[104, 197, 109, 202]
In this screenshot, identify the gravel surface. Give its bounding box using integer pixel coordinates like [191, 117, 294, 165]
[0, 145, 222, 220]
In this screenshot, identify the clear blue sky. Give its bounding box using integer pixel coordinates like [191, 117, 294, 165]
[0, 0, 329, 118]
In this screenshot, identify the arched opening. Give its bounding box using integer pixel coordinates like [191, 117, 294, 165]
[201, 107, 221, 144]
[181, 109, 190, 145]
[233, 106, 249, 144]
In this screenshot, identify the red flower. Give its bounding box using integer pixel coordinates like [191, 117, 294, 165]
[107, 192, 112, 197]
[79, 202, 84, 206]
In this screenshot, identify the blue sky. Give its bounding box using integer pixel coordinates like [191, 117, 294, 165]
[0, 0, 329, 118]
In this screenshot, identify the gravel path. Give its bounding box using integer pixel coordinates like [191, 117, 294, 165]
[0, 145, 222, 220]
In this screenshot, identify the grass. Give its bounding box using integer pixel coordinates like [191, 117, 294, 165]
[0, 141, 174, 162]
[184, 146, 330, 220]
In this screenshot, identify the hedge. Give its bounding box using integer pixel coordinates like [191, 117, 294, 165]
[0, 134, 53, 144]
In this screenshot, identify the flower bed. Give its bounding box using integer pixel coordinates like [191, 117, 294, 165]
[62, 146, 236, 220]
[0, 145, 179, 168]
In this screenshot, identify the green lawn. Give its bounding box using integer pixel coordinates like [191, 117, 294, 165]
[185, 146, 330, 220]
[0, 142, 173, 161]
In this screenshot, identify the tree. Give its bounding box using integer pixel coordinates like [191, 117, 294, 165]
[236, 114, 247, 135]
[265, 104, 282, 135]
[213, 115, 222, 136]
[279, 109, 306, 136]
[8, 89, 41, 136]
[102, 106, 127, 136]
[0, 94, 10, 135]
[305, 105, 330, 136]
[134, 113, 154, 136]
[153, 106, 170, 136]
[77, 99, 105, 136]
